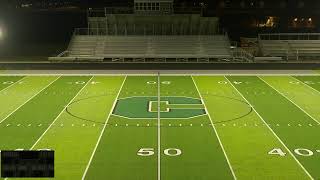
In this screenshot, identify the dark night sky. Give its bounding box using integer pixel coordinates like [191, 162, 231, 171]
[0, 0, 318, 57]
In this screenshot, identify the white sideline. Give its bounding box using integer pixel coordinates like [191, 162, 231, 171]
[30, 76, 94, 150]
[259, 77, 320, 125]
[225, 76, 314, 180]
[0, 76, 61, 125]
[157, 72, 161, 180]
[191, 76, 237, 180]
[0, 73, 319, 76]
[81, 76, 127, 180]
[3, 76, 61, 180]
[9, 77, 95, 180]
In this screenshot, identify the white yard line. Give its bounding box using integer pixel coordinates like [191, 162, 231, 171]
[11, 77, 94, 180]
[225, 76, 314, 180]
[0, 76, 61, 125]
[157, 72, 161, 180]
[81, 76, 127, 180]
[3, 76, 61, 180]
[259, 76, 320, 125]
[191, 76, 237, 180]
[30, 76, 94, 150]
[291, 76, 320, 95]
[0, 76, 27, 93]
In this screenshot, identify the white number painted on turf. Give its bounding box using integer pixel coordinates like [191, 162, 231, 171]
[137, 148, 182, 157]
[161, 81, 171, 85]
[269, 148, 320, 157]
[233, 81, 243, 85]
[164, 148, 182, 156]
[68, 81, 87, 85]
[137, 148, 155, 156]
[147, 81, 157, 84]
[290, 81, 320, 85]
[294, 149, 314, 157]
[75, 81, 86, 85]
[2, 81, 14, 85]
[268, 148, 286, 157]
[90, 81, 100, 85]
[289, 81, 300, 84]
[147, 81, 172, 85]
[303, 81, 315, 85]
[218, 81, 228, 84]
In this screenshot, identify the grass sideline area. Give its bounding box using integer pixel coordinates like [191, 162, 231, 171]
[0, 75, 319, 179]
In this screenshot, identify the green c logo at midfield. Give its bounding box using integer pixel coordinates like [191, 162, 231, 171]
[113, 97, 206, 119]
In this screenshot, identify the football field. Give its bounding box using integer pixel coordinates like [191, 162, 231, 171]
[0, 74, 320, 180]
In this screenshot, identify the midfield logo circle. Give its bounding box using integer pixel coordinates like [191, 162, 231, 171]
[112, 96, 206, 119]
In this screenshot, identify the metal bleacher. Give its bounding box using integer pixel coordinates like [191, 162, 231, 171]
[259, 33, 320, 61]
[65, 34, 231, 62]
[49, 4, 249, 63]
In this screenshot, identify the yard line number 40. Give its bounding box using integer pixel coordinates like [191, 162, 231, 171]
[137, 148, 182, 157]
[269, 148, 320, 157]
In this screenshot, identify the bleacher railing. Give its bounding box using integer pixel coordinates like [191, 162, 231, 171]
[231, 48, 254, 62]
[87, 7, 134, 17]
[73, 28, 221, 36]
[259, 33, 320, 40]
[87, 7, 203, 17]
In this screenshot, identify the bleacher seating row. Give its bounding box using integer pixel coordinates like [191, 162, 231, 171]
[259, 34, 320, 60]
[67, 35, 231, 59]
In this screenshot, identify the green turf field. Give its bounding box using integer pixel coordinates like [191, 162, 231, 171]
[0, 74, 320, 180]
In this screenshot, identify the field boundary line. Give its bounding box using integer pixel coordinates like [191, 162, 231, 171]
[225, 76, 314, 180]
[0, 76, 61, 125]
[81, 76, 127, 180]
[29, 76, 94, 150]
[191, 76, 237, 180]
[0, 74, 158, 76]
[0, 73, 319, 76]
[259, 76, 320, 125]
[157, 72, 161, 180]
[0, 76, 27, 94]
[291, 76, 320, 95]
[161, 74, 320, 76]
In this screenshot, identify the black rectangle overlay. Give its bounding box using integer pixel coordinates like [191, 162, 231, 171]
[1, 150, 54, 178]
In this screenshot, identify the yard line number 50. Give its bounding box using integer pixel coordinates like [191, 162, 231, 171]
[137, 148, 182, 157]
